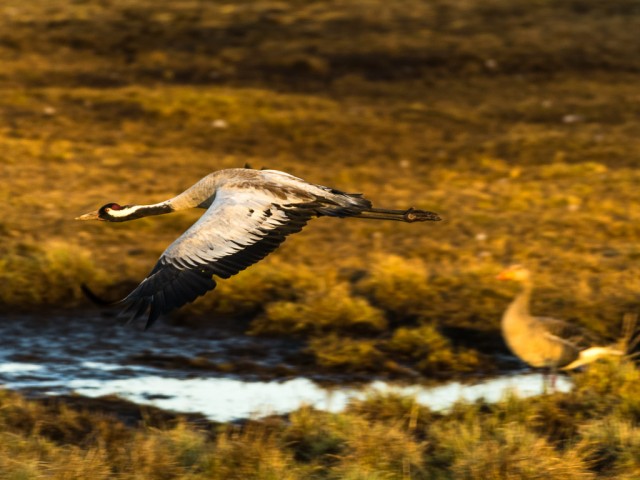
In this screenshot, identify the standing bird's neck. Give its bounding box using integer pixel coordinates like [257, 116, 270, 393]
[506, 279, 534, 319]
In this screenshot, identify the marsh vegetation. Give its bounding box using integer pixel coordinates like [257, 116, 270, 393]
[1, 0, 640, 477]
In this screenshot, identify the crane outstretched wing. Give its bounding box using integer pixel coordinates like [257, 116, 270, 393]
[120, 188, 319, 328]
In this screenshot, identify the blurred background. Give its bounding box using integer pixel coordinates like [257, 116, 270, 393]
[1, 0, 640, 477]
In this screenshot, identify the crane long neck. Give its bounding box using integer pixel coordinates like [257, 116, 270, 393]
[110, 175, 221, 222]
[163, 173, 220, 210]
[107, 202, 175, 222]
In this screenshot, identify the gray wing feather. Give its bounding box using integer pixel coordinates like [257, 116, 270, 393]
[121, 188, 317, 328]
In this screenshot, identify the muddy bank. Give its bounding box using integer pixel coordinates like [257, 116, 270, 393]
[31, 393, 216, 430]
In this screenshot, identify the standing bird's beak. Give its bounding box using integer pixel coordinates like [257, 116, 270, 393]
[496, 270, 511, 281]
[75, 210, 102, 221]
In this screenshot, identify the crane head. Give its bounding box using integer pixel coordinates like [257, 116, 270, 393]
[75, 203, 123, 221]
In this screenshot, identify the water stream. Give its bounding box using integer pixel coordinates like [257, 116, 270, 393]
[0, 315, 571, 422]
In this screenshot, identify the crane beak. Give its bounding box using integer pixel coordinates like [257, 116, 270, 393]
[75, 210, 101, 221]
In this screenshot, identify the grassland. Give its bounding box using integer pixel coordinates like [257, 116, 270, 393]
[1, 0, 640, 475]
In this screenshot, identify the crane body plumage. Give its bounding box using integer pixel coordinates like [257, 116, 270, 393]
[77, 168, 440, 328]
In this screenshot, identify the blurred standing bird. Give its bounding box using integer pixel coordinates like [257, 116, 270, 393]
[77, 168, 441, 328]
[497, 265, 624, 383]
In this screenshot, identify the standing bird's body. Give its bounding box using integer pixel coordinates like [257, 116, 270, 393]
[77, 168, 440, 328]
[497, 265, 623, 373]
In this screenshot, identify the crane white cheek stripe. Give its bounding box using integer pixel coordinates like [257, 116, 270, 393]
[107, 205, 145, 218]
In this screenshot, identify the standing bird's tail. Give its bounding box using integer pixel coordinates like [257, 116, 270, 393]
[560, 346, 625, 371]
[357, 207, 441, 223]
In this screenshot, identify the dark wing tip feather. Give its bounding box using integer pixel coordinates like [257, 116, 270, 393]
[120, 264, 217, 329]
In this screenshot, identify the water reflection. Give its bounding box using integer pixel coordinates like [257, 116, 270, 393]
[0, 363, 43, 373]
[69, 370, 571, 422]
[0, 315, 572, 422]
[0, 354, 572, 422]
